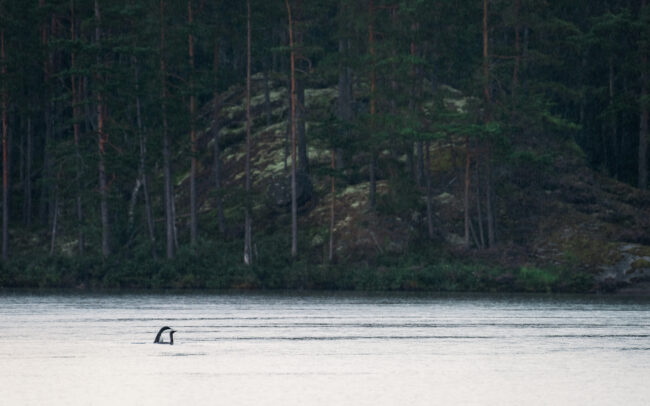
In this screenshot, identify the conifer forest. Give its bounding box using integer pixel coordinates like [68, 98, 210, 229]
[0, 0, 649, 292]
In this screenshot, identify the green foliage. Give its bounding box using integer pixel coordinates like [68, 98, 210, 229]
[0, 0, 645, 295]
[0, 243, 594, 293]
[509, 149, 554, 171]
[515, 266, 558, 292]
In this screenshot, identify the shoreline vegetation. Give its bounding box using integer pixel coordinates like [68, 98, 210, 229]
[0, 241, 594, 294]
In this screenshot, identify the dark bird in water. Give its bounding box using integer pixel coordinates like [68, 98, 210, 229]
[154, 326, 176, 345]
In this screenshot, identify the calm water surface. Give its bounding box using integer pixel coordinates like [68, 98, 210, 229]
[1, 291, 649, 405]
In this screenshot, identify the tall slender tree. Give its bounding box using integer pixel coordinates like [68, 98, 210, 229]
[24, 117, 32, 226]
[368, 0, 377, 210]
[336, 0, 352, 170]
[160, 0, 175, 259]
[463, 136, 471, 247]
[70, 0, 84, 255]
[640, 0, 648, 190]
[134, 56, 157, 260]
[244, 0, 253, 264]
[188, 0, 198, 244]
[38, 0, 53, 226]
[286, 0, 298, 258]
[329, 147, 335, 262]
[483, 0, 495, 248]
[513, 0, 522, 95]
[213, 39, 226, 234]
[1, 28, 8, 260]
[95, 0, 110, 257]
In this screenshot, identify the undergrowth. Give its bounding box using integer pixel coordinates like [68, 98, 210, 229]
[0, 238, 594, 293]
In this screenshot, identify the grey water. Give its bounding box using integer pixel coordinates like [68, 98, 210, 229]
[1, 292, 649, 405]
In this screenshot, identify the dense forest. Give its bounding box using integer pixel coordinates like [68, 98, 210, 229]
[0, 0, 648, 291]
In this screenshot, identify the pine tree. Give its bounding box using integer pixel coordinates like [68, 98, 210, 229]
[1, 27, 8, 260]
[286, 0, 298, 258]
[160, 0, 175, 259]
[70, 0, 84, 255]
[244, 0, 253, 265]
[639, 0, 649, 189]
[188, 0, 198, 244]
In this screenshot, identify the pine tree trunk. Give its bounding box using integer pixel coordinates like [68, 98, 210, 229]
[369, 154, 377, 209]
[416, 141, 424, 187]
[160, 0, 174, 259]
[134, 59, 157, 260]
[171, 186, 179, 250]
[368, 0, 376, 211]
[284, 77, 290, 171]
[609, 57, 619, 179]
[482, 0, 490, 111]
[297, 79, 309, 174]
[263, 69, 272, 126]
[486, 151, 495, 248]
[512, 0, 520, 96]
[71, 0, 84, 255]
[95, 0, 110, 257]
[244, 0, 254, 264]
[425, 142, 434, 240]
[639, 0, 648, 190]
[336, 16, 351, 169]
[188, 0, 198, 244]
[286, 0, 298, 258]
[464, 137, 471, 248]
[407, 143, 414, 179]
[483, 0, 496, 248]
[329, 148, 335, 262]
[475, 160, 485, 249]
[25, 117, 32, 226]
[39, 97, 52, 225]
[38, 0, 51, 224]
[1, 30, 8, 260]
[213, 41, 226, 234]
[410, 29, 423, 186]
[50, 175, 59, 255]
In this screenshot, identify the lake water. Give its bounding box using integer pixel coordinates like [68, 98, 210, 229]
[1, 291, 649, 405]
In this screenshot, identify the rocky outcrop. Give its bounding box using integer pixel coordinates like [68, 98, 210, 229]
[195, 75, 650, 292]
[598, 244, 650, 289]
[267, 171, 313, 212]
